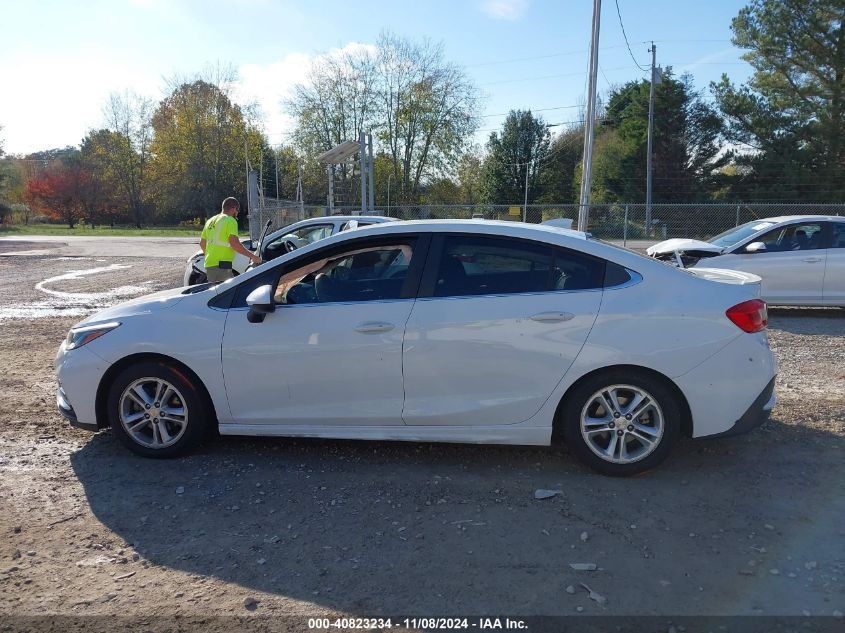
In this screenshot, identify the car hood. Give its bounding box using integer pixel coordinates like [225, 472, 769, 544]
[73, 285, 193, 327]
[646, 238, 723, 256]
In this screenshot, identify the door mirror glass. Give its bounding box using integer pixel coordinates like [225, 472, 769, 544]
[745, 241, 767, 253]
[246, 284, 274, 323]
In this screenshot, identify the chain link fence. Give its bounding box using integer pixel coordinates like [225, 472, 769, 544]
[249, 200, 845, 245]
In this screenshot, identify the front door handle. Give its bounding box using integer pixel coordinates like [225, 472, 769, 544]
[802, 257, 823, 263]
[529, 312, 575, 323]
[354, 321, 395, 333]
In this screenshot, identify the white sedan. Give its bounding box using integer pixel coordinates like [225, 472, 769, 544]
[57, 220, 776, 476]
[647, 215, 845, 306]
[183, 215, 396, 285]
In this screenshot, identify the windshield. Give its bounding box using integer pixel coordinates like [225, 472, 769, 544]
[709, 221, 776, 248]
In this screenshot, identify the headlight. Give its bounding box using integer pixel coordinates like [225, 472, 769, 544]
[65, 322, 121, 350]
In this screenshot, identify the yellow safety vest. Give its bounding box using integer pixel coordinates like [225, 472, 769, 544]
[201, 213, 238, 267]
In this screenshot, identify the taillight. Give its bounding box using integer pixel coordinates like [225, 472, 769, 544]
[726, 299, 768, 333]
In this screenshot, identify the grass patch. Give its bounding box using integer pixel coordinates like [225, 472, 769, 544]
[0, 224, 249, 238]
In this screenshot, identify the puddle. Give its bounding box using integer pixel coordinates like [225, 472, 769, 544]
[0, 302, 95, 320]
[35, 264, 148, 302]
[0, 264, 155, 321]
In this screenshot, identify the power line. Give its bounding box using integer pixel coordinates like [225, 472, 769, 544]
[615, 0, 650, 72]
[479, 64, 635, 87]
[480, 104, 583, 119]
[466, 43, 631, 68]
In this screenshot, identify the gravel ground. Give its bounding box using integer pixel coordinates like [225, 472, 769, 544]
[0, 249, 843, 628]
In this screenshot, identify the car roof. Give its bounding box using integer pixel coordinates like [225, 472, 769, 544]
[748, 215, 845, 224]
[311, 215, 396, 223]
[355, 219, 589, 239]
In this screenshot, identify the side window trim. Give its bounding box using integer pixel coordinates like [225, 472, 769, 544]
[272, 233, 430, 307]
[417, 233, 605, 299]
[226, 233, 427, 309]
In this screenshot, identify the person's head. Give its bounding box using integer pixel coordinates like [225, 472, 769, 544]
[222, 197, 240, 217]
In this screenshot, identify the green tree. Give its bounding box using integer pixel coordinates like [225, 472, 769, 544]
[456, 151, 485, 204]
[593, 71, 725, 203]
[150, 73, 258, 222]
[0, 126, 9, 223]
[712, 0, 845, 201]
[422, 176, 460, 204]
[536, 127, 583, 203]
[482, 110, 551, 212]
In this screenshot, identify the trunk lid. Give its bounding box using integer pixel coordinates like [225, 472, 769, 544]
[685, 267, 761, 286]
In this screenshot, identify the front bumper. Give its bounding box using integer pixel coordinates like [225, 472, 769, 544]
[56, 385, 98, 432]
[55, 342, 108, 431]
[706, 377, 777, 439]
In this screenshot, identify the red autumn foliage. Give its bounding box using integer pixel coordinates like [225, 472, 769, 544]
[24, 163, 92, 228]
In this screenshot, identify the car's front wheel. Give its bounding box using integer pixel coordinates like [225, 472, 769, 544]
[107, 361, 210, 457]
[560, 370, 681, 476]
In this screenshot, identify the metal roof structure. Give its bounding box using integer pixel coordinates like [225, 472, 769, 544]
[316, 140, 361, 165]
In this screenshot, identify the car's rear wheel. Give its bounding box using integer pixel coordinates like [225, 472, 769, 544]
[560, 370, 681, 476]
[107, 361, 210, 457]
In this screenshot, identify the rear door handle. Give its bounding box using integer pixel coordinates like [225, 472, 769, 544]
[802, 257, 823, 263]
[529, 312, 575, 323]
[354, 321, 395, 333]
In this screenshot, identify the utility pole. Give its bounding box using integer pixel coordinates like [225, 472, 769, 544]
[523, 151, 531, 223]
[359, 131, 367, 214]
[646, 42, 657, 236]
[387, 173, 392, 213]
[367, 133, 375, 214]
[275, 150, 280, 199]
[578, 0, 602, 232]
[244, 137, 250, 222]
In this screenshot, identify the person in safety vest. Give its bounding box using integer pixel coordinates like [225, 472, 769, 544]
[200, 197, 261, 283]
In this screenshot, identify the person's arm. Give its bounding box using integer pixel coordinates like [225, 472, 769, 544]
[199, 238, 207, 254]
[229, 234, 261, 264]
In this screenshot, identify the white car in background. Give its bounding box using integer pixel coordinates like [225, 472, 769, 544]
[647, 215, 845, 306]
[57, 220, 776, 476]
[183, 215, 396, 285]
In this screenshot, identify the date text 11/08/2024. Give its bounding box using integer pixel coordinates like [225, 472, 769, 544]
[307, 617, 528, 630]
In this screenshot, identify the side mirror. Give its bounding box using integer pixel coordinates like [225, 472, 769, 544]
[246, 284, 274, 323]
[745, 241, 767, 253]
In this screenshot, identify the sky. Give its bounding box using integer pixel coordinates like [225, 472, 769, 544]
[0, 0, 755, 156]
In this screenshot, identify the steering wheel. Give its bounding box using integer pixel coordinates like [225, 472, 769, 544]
[284, 240, 298, 254]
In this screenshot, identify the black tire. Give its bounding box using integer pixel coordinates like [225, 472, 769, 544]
[560, 369, 681, 476]
[107, 360, 211, 458]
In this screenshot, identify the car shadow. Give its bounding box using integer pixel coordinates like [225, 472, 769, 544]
[768, 306, 844, 336]
[69, 415, 845, 616]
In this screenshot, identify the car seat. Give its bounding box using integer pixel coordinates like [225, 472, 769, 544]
[436, 256, 469, 296]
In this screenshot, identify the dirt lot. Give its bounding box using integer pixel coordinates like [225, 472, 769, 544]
[0, 243, 843, 628]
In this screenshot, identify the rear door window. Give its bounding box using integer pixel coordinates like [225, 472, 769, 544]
[429, 235, 604, 297]
[754, 223, 824, 252]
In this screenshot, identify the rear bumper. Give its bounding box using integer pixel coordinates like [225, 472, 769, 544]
[675, 331, 777, 438]
[705, 377, 776, 439]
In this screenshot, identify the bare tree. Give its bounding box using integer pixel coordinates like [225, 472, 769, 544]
[375, 31, 480, 203]
[286, 35, 480, 205]
[286, 46, 379, 205]
[100, 90, 154, 227]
